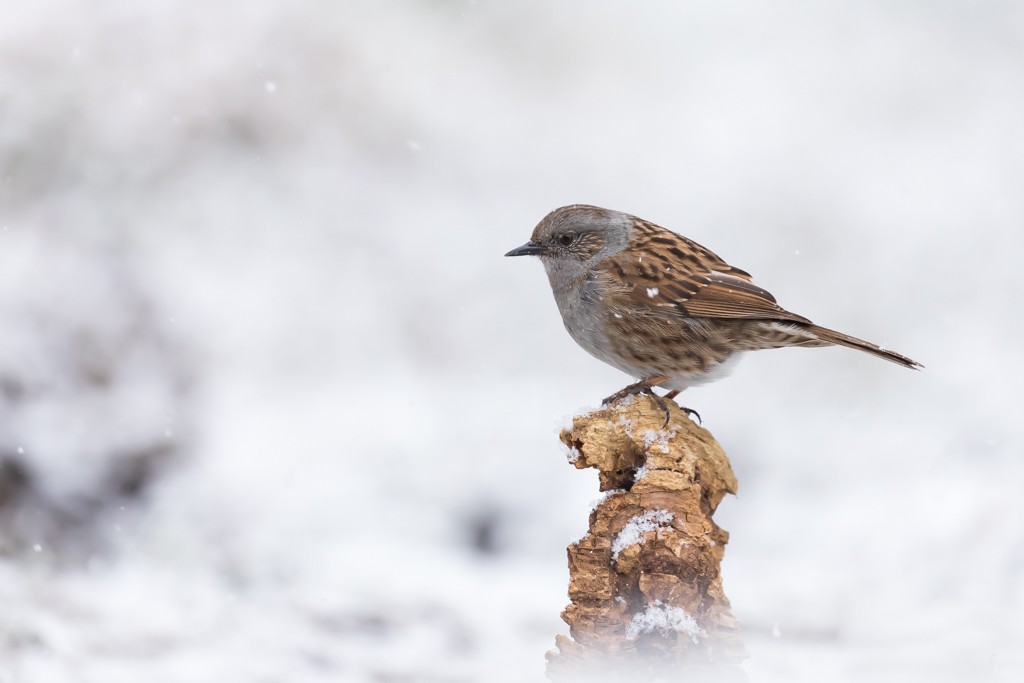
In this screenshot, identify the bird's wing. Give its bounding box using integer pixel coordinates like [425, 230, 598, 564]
[681, 271, 811, 323]
[595, 220, 812, 324]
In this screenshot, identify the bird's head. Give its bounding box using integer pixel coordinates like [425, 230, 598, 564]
[505, 205, 633, 285]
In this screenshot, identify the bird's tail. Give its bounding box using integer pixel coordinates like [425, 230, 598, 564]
[806, 325, 923, 370]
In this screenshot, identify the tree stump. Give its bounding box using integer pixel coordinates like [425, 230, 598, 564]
[546, 395, 748, 682]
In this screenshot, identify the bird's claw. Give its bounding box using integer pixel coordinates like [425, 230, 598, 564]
[648, 391, 673, 428]
[677, 406, 701, 425]
[602, 378, 701, 428]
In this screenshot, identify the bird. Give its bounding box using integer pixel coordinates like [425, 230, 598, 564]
[506, 204, 921, 426]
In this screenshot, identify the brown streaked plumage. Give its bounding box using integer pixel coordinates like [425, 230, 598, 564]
[506, 204, 921, 424]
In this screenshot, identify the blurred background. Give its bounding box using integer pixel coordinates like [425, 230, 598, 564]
[1, 1, 1022, 681]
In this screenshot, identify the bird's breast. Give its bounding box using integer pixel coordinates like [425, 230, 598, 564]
[552, 277, 639, 376]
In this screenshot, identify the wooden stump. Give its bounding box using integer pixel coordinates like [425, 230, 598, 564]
[546, 395, 748, 682]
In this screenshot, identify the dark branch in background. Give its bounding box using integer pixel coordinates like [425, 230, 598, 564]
[0, 249, 192, 563]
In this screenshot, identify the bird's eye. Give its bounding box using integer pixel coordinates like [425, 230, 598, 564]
[559, 232, 576, 246]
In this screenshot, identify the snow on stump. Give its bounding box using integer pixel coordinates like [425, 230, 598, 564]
[546, 395, 748, 682]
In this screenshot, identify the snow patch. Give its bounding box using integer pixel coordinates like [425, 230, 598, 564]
[611, 509, 674, 560]
[625, 601, 705, 643]
[642, 425, 679, 454]
[614, 393, 636, 407]
[589, 489, 625, 513]
[616, 411, 635, 437]
[558, 404, 601, 433]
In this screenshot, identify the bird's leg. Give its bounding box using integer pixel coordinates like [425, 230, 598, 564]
[602, 375, 671, 406]
[647, 392, 675, 429]
[603, 378, 703, 426]
[602, 375, 675, 427]
[658, 389, 701, 425]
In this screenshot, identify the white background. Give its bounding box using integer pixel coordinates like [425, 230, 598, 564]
[0, 1, 1022, 681]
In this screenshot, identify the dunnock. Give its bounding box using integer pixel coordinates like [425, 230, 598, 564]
[506, 204, 920, 424]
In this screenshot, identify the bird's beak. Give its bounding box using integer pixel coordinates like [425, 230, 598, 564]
[505, 241, 546, 257]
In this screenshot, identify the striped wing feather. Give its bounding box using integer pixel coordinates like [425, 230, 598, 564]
[591, 216, 922, 369]
[597, 220, 810, 324]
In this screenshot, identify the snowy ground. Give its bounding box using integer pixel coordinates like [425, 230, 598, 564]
[1, 1, 1023, 681]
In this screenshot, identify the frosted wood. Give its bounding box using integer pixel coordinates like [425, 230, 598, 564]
[547, 396, 748, 681]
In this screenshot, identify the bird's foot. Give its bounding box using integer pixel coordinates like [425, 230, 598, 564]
[602, 379, 701, 428]
[651, 389, 700, 421]
[602, 376, 669, 406]
[602, 376, 676, 428]
[660, 389, 702, 424]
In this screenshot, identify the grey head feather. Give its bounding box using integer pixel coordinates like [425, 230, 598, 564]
[530, 205, 634, 296]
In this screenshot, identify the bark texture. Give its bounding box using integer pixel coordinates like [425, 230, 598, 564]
[546, 395, 747, 682]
